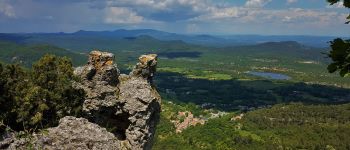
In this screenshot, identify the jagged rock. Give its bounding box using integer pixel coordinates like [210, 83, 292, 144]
[7, 116, 121, 150]
[118, 77, 161, 149]
[130, 54, 158, 82]
[73, 51, 121, 112]
[74, 51, 161, 150]
[3, 51, 161, 150]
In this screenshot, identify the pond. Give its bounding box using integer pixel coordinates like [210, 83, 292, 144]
[247, 71, 291, 80]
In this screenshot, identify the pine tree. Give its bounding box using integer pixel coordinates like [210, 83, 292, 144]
[0, 55, 85, 131]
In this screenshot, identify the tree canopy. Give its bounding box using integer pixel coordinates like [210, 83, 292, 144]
[326, 0, 350, 77]
[0, 55, 85, 132]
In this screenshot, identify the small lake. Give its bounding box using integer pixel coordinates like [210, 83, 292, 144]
[247, 71, 291, 80]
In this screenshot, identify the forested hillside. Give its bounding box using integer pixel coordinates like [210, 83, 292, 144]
[0, 40, 86, 67]
[153, 102, 350, 150]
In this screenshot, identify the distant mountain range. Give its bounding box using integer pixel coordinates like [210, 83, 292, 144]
[71, 29, 347, 48]
[0, 29, 346, 48]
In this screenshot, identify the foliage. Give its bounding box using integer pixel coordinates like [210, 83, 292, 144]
[156, 72, 350, 111]
[154, 103, 350, 150]
[326, 1, 350, 77]
[327, 39, 350, 77]
[0, 55, 85, 133]
[240, 103, 350, 149]
[0, 40, 86, 67]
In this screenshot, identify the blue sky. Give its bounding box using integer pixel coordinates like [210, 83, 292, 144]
[0, 0, 349, 36]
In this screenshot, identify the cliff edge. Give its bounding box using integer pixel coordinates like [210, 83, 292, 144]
[5, 51, 161, 150]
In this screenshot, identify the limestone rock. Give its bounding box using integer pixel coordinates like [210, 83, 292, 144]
[74, 51, 161, 150]
[8, 116, 121, 150]
[73, 51, 120, 112]
[130, 54, 158, 82]
[118, 77, 161, 150]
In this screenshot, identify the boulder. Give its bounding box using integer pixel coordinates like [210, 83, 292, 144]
[8, 116, 121, 150]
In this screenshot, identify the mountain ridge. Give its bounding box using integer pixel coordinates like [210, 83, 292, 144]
[0, 29, 345, 48]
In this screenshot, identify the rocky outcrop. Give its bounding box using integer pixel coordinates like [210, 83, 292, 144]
[75, 51, 161, 150]
[130, 54, 158, 83]
[8, 116, 121, 150]
[5, 50, 161, 150]
[73, 51, 121, 112]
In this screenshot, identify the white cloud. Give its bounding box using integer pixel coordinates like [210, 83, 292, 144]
[105, 7, 144, 24]
[286, 0, 298, 4]
[245, 0, 272, 8]
[276, 8, 339, 24]
[0, 0, 346, 35]
[105, 0, 212, 11]
[326, 1, 345, 8]
[102, 0, 214, 22]
[193, 6, 344, 27]
[193, 7, 244, 21]
[0, 0, 16, 18]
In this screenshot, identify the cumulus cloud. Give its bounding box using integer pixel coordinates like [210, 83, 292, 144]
[245, 0, 272, 8]
[192, 5, 345, 29]
[275, 8, 339, 24]
[105, 0, 211, 11]
[0, 0, 16, 18]
[0, 0, 347, 35]
[103, 0, 214, 21]
[105, 7, 144, 24]
[326, 1, 345, 8]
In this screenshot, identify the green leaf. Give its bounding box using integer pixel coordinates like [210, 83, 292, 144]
[327, 63, 338, 73]
[327, 0, 340, 5]
[329, 38, 348, 61]
[339, 67, 349, 77]
[344, 0, 350, 8]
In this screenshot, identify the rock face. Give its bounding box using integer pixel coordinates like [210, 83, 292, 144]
[130, 54, 158, 82]
[8, 116, 121, 150]
[74, 51, 121, 112]
[75, 51, 161, 150]
[5, 51, 161, 150]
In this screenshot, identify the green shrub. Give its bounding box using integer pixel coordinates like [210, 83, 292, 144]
[0, 54, 85, 132]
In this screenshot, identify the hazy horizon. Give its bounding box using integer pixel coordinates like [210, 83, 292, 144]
[1, 28, 350, 38]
